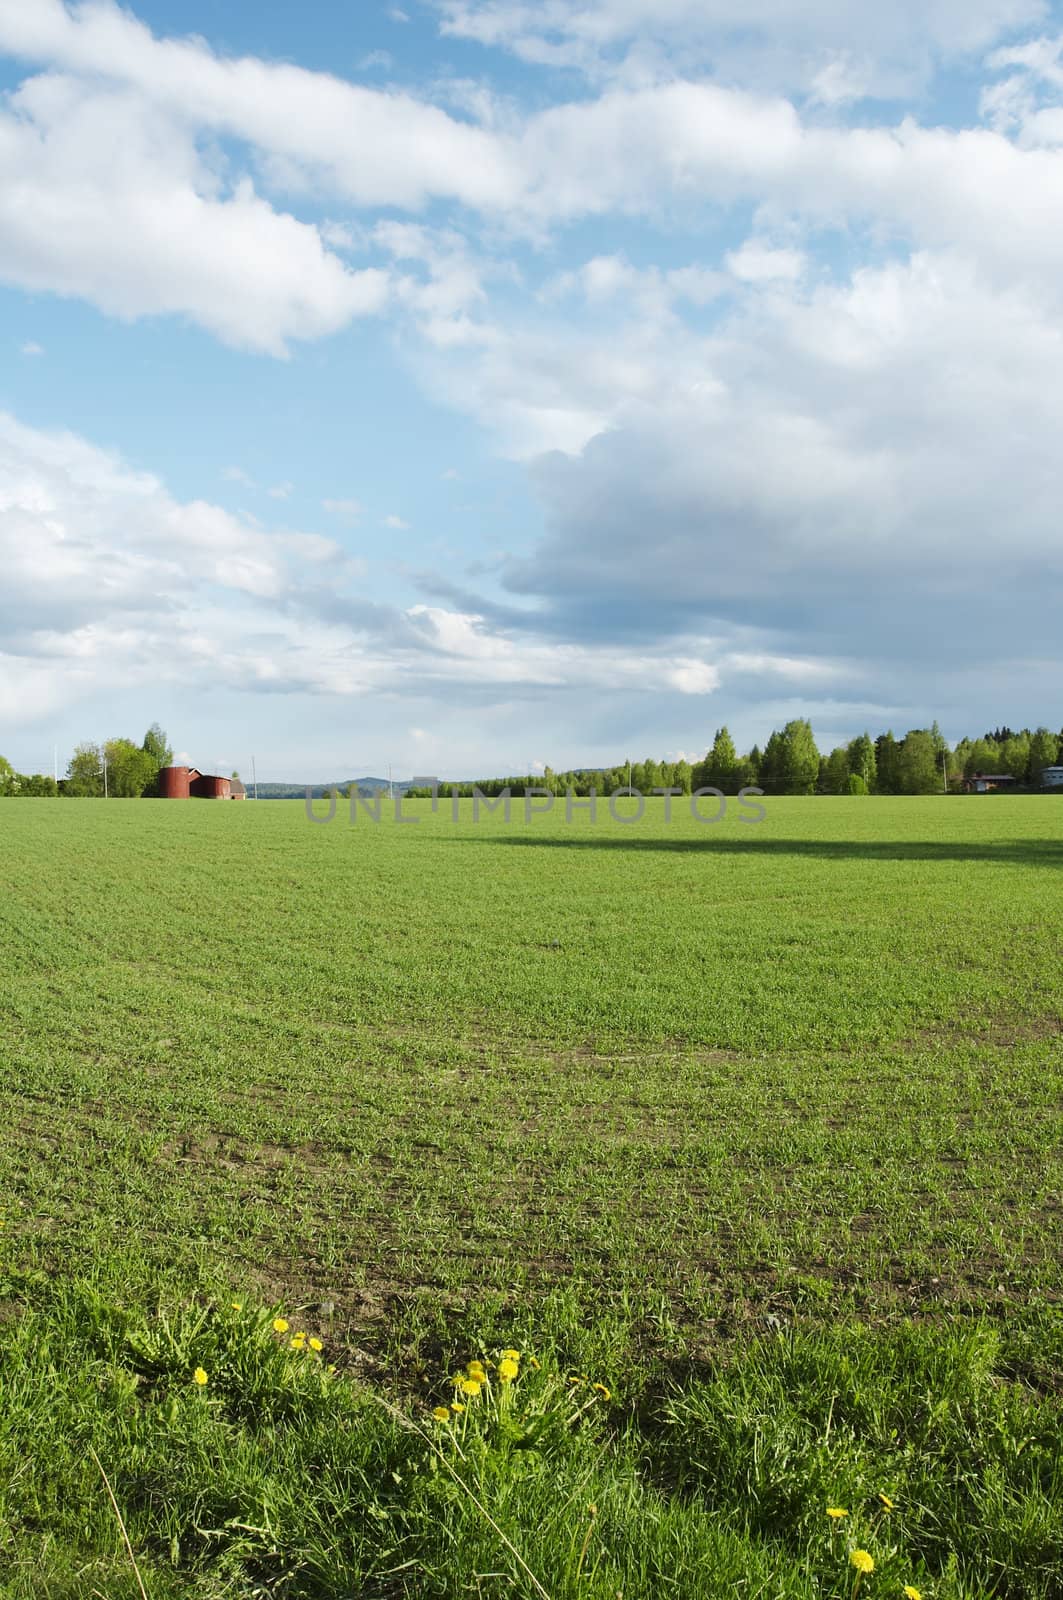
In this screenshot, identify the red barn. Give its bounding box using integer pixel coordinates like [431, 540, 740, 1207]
[159, 766, 233, 799]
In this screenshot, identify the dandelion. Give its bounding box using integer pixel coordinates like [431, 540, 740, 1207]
[460, 1378, 482, 1397]
[466, 1360, 485, 1377]
[308, 1336, 323, 1352]
[231, 1301, 242, 1311]
[850, 1551, 874, 1574]
[290, 1335, 306, 1350]
[827, 1507, 848, 1520]
[567, 1375, 583, 1385]
[498, 1357, 519, 1381]
[527, 1356, 540, 1370]
[903, 1588, 922, 1600]
[193, 1367, 208, 1386]
[879, 1493, 895, 1510]
[272, 1317, 289, 1334]
[501, 1349, 520, 1361]
[593, 1382, 611, 1399]
[432, 1406, 451, 1422]
[450, 1402, 465, 1413]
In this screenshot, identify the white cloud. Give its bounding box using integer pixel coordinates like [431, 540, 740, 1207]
[434, 0, 1045, 96]
[3, 1, 1063, 356]
[383, 514, 410, 529]
[0, 70, 391, 353]
[267, 482, 293, 500]
[726, 240, 806, 283]
[470, 247, 1063, 710]
[224, 465, 255, 487]
[20, 339, 44, 355]
[0, 409, 754, 731]
[668, 661, 720, 694]
[322, 497, 363, 519]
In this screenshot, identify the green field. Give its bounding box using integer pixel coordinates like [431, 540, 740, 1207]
[1, 797, 1061, 1599]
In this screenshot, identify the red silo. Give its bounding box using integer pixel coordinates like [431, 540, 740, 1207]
[159, 765, 191, 799]
[190, 773, 231, 799]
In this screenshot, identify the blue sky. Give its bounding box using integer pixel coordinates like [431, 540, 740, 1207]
[2, 0, 1062, 781]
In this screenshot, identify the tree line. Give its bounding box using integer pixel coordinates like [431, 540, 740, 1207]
[406, 720, 1063, 799]
[0, 725, 174, 798]
[5, 717, 1061, 801]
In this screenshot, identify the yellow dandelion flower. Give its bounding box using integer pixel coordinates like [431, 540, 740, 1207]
[850, 1551, 874, 1575]
[879, 1493, 895, 1510]
[231, 1301, 243, 1311]
[567, 1375, 583, 1385]
[451, 1402, 465, 1413]
[193, 1367, 208, 1386]
[501, 1349, 520, 1361]
[527, 1356, 540, 1370]
[308, 1336, 323, 1352]
[272, 1317, 289, 1334]
[826, 1507, 848, 1520]
[290, 1335, 306, 1350]
[460, 1377, 482, 1397]
[593, 1382, 611, 1399]
[466, 1360, 485, 1376]
[498, 1357, 519, 1381]
[903, 1587, 922, 1600]
[432, 1406, 451, 1422]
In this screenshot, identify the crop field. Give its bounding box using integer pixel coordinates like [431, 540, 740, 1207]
[1, 796, 1061, 1599]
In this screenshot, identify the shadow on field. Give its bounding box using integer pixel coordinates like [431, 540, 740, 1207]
[472, 837, 1063, 866]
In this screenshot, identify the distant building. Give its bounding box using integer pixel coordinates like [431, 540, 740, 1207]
[230, 777, 247, 799]
[159, 765, 234, 799]
[1040, 766, 1063, 789]
[964, 772, 1017, 793]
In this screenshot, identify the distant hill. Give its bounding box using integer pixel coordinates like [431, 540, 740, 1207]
[250, 777, 413, 799]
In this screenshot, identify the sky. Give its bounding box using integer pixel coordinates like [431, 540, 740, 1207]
[2, 0, 1062, 782]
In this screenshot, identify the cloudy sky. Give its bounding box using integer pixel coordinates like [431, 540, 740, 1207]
[2, 0, 1062, 781]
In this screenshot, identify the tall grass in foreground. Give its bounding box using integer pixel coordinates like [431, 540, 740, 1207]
[1, 1273, 1059, 1599]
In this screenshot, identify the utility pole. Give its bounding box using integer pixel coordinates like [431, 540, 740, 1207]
[251, 755, 258, 801]
[942, 751, 949, 794]
[388, 763, 393, 801]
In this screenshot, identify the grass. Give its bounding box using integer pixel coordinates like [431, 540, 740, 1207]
[0, 795, 1061, 1596]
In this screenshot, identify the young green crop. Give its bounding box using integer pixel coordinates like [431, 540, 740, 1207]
[0, 796, 1060, 1595]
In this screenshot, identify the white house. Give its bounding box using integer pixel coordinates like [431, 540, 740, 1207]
[1040, 765, 1063, 788]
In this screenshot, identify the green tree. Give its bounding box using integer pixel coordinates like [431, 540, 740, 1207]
[65, 743, 105, 797]
[846, 773, 869, 794]
[757, 730, 788, 794]
[875, 732, 900, 793]
[821, 746, 850, 793]
[964, 737, 1000, 777]
[671, 759, 693, 795]
[782, 719, 820, 795]
[999, 732, 1030, 782]
[896, 729, 941, 795]
[706, 727, 739, 792]
[1029, 728, 1060, 784]
[105, 738, 157, 798]
[0, 755, 17, 796]
[142, 723, 173, 772]
[846, 733, 877, 791]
